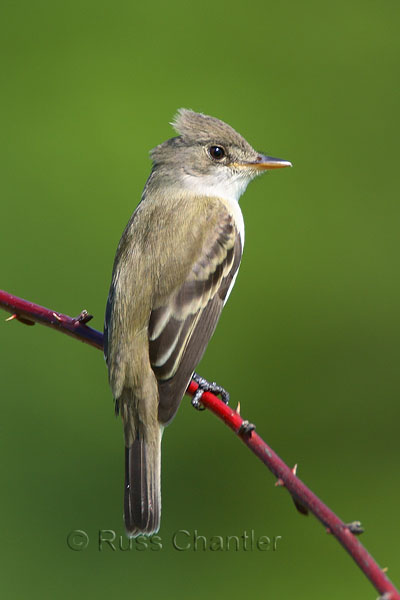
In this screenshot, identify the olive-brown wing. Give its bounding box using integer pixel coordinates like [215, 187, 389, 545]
[148, 212, 242, 425]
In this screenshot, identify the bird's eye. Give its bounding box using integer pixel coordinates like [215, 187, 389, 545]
[209, 145, 226, 160]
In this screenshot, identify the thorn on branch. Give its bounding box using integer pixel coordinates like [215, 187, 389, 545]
[344, 521, 364, 535]
[73, 310, 94, 324]
[5, 313, 35, 326]
[276, 464, 298, 486]
[292, 497, 309, 515]
[238, 420, 256, 437]
[275, 465, 309, 515]
[326, 521, 364, 536]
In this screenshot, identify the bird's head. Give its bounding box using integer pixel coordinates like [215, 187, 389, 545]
[149, 109, 292, 202]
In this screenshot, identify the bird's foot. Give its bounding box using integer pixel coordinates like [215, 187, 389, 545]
[191, 373, 230, 411]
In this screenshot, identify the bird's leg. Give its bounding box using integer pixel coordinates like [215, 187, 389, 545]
[191, 373, 230, 411]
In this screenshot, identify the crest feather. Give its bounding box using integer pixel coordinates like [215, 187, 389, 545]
[171, 109, 250, 148]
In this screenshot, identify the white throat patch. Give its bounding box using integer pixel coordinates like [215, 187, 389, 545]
[181, 171, 247, 252]
[181, 171, 250, 204]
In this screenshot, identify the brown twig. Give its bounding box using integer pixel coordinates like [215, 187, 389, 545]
[0, 288, 398, 599]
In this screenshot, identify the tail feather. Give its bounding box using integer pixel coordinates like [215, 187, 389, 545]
[124, 427, 161, 537]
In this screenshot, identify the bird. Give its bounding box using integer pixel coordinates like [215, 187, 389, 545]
[104, 109, 291, 537]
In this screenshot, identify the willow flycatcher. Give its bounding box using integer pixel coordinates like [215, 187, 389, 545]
[104, 109, 291, 536]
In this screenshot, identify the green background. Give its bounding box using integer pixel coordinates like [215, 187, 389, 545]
[1, 1, 399, 598]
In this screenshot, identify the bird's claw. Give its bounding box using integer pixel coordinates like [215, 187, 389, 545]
[191, 373, 230, 411]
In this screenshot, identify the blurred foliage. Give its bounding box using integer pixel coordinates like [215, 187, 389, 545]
[1, 1, 399, 598]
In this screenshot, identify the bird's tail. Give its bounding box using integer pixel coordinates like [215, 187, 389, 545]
[124, 423, 162, 537]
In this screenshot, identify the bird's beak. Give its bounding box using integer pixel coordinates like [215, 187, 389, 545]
[248, 154, 292, 170]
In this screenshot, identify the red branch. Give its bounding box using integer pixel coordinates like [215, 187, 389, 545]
[0, 288, 398, 599]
